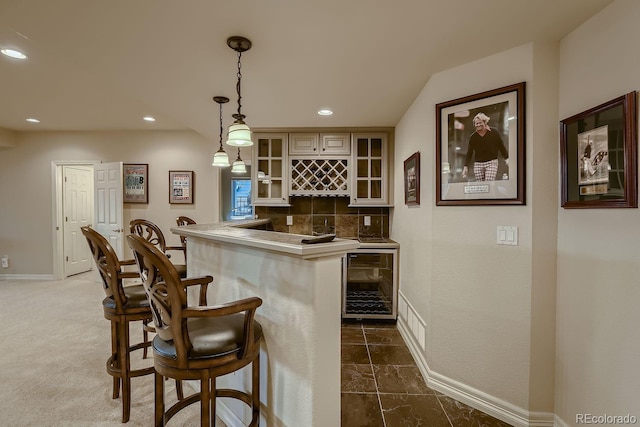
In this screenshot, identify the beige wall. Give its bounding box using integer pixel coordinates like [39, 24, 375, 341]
[392, 42, 560, 422]
[556, 0, 640, 424]
[392, 0, 640, 425]
[0, 130, 249, 276]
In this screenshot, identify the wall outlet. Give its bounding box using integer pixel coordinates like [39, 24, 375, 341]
[286, 215, 293, 226]
[1, 255, 8, 268]
[364, 216, 371, 226]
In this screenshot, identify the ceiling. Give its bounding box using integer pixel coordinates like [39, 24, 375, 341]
[0, 0, 612, 140]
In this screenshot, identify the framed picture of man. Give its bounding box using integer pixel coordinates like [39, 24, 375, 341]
[435, 82, 526, 206]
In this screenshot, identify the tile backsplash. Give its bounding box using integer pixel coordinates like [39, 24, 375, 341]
[254, 197, 389, 238]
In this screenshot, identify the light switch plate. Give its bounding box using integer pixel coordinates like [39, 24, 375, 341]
[364, 216, 371, 226]
[497, 226, 518, 246]
[286, 215, 293, 226]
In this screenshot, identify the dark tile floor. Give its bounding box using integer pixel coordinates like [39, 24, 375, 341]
[341, 321, 513, 427]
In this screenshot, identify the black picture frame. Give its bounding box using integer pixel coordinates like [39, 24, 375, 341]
[436, 82, 526, 206]
[169, 170, 194, 204]
[560, 91, 637, 208]
[403, 152, 420, 205]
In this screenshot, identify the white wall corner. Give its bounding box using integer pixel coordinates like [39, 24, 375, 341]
[397, 301, 555, 427]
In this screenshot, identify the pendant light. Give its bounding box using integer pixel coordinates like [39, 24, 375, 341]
[231, 148, 247, 174]
[225, 36, 253, 147]
[212, 96, 231, 167]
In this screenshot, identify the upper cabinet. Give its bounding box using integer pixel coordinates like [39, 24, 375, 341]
[252, 133, 290, 206]
[252, 129, 392, 206]
[350, 133, 389, 206]
[289, 133, 350, 156]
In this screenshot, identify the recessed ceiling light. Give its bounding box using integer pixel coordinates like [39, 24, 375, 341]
[25, 118, 40, 123]
[143, 116, 156, 122]
[318, 109, 333, 116]
[1, 49, 27, 59]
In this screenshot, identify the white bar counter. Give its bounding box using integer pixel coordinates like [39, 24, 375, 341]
[172, 221, 359, 427]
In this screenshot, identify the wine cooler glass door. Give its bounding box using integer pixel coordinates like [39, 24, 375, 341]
[343, 249, 397, 319]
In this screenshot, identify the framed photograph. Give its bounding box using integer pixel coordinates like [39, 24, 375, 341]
[436, 82, 526, 206]
[123, 163, 148, 203]
[560, 91, 637, 208]
[169, 170, 194, 204]
[403, 152, 420, 205]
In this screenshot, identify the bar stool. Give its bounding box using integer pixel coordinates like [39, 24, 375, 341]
[127, 234, 263, 426]
[82, 226, 155, 423]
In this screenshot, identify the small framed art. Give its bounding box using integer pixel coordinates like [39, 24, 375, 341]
[123, 163, 148, 204]
[403, 152, 420, 205]
[169, 170, 194, 204]
[560, 91, 637, 208]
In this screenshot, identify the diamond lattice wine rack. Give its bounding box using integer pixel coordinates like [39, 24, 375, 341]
[290, 158, 349, 195]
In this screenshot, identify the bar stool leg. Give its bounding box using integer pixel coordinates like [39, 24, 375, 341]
[154, 370, 165, 427]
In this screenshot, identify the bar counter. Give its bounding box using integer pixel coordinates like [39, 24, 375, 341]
[171, 220, 359, 426]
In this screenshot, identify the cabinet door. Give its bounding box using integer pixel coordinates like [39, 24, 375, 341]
[351, 133, 388, 206]
[320, 133, 351, 155]
[253, 133, 290, 206]
[289, 133, 319, 155]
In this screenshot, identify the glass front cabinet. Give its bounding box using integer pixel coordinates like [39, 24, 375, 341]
[252, 133, 290, 206]
[351, 133, 389, 206]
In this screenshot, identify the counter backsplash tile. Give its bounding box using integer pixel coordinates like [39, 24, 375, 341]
[254, 197, 389, 238]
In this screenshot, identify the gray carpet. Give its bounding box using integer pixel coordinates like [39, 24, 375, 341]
[0, 272, 219, 426]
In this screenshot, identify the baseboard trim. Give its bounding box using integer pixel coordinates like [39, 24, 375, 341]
[217, 402, 245, 427]
[396, 316, 555, 427]
[0, 274, 54, 281]
[554, 414, 570, 427]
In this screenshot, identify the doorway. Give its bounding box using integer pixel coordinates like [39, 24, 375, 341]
[52, 161, 97, 279]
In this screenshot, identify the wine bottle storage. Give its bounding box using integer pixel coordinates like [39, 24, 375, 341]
[290, 158, 349, 195]
[345, 290, 392, 315]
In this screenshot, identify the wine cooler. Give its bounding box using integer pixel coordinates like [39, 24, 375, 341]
[342, 248, 398, 320]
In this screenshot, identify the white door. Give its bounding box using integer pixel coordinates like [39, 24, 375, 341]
[63, 165, 94, 276]
[94, 162, 125, 258]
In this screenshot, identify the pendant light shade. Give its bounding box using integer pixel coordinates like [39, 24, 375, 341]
[231, 148, 247, 174]
[227, 120, 253, 147]
[225, 36, 253, 147]
[212, 149, 230, 167]
[212, 96, 231, 167]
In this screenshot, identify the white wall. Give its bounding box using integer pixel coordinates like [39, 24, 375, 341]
[556, 0, 640, 424]
[0, 130, 250, 276]
[392, 42, 560, 424]
[392, 1, 640, 425]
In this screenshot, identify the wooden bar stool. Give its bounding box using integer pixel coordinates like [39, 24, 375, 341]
[127, 234, 263, 426]
[82, 226, 155, 423]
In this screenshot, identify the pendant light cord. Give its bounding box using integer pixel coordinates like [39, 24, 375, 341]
[219, 102, 224, 149]
[235, 50, 244, 120]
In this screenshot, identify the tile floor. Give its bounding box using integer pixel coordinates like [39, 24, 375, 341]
[341, 321, 513, 427]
